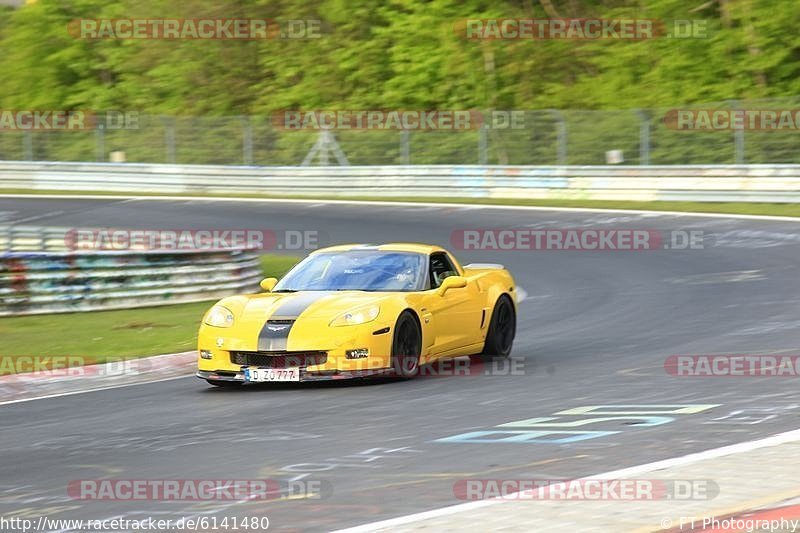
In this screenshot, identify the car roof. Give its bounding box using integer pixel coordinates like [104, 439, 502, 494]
[311, 243, 447, 255]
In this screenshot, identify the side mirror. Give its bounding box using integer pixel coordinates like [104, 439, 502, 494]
[437, 275, 467, 296]
[260, 277, 278, 292]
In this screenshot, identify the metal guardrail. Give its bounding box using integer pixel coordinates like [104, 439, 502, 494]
[0, 227, 262, 316]
[2, 161, 800, 202]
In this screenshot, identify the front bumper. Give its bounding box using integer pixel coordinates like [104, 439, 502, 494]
[196, 367, 394, 383]
[198, 318, 396, 382]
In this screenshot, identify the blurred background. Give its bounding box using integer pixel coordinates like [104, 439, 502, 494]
[0, 0, 798, 165]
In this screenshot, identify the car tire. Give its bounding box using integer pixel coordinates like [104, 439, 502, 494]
[391, 311, 421, 378]
[206, 379, 242, 388]
[481, 295, 516, 359]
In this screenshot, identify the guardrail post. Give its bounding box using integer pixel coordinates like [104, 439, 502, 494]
[95, 122, 105, 162]
[401, 130, 410, 165]
[478, 125, 488, 165]
[636, 109, 650, 165]
[242, 116, 253, 165]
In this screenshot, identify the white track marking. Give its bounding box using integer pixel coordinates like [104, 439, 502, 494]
[6, 210, 64, 224]
[332, 426, 800, 532]
[1, 194, 799, 221]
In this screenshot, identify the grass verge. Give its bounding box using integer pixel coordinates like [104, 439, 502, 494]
[0, 254, 300, 369]
[2, 188, 800, 218]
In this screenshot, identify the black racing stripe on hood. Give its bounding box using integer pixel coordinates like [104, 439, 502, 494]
[269, 292, 331, 320]
[256, 292, 330, 352]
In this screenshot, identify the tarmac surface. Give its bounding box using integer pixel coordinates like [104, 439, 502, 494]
[1, 197, 800, 531]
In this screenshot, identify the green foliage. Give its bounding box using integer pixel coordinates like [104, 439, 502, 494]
[4, 0, 799, 112]
[0, 0, 798, 165]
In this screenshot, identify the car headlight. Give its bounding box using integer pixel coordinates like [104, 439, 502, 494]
[330, 305, 380, 327]
[204, 305, 235, 328]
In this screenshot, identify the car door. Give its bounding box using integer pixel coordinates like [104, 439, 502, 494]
[421, 252, 483, 357]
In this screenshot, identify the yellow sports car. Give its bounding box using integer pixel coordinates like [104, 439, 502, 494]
[196, 243, 516, 386]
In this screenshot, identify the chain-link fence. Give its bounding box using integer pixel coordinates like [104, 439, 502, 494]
[1, 98, 799, 165]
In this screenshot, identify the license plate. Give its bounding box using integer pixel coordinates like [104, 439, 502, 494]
[244, 367, 300, 382]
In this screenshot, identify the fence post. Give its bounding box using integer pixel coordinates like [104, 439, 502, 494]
[163, 116, 176, 164]
[95, 122, 105, 162]
[550, 110, 567, 165]
[636, 109, 650, 165]
[22, 130, 33, 161]
[400, 130, 410, 164]
[478, 125, 488, 165]
[242, 116, 253, 165]
[730, 100, 745, 164]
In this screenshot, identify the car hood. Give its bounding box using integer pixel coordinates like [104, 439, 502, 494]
[241, 291, 393, 322]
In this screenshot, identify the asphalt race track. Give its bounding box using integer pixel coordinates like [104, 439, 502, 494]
[2, 197, 800, 532]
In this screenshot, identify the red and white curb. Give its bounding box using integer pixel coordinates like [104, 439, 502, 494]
[0, 351, 196, 405]
[333, 427, 800, 532]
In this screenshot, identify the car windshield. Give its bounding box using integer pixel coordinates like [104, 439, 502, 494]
[273, 251, 426, 292]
